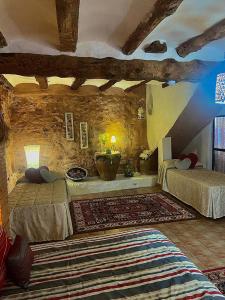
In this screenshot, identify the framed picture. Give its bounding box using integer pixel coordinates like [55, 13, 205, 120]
[65, 112, 74, 141]
[80, 122, 88, 149]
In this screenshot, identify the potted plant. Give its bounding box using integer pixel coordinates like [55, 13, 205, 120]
[124, 160, 134, 177]
[95, 134, 121, 181]
[139, 150, 157, 175]
[95, 150, 121, 181]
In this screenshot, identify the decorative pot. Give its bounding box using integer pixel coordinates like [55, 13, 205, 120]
[66, 166, 88, 181]
[140, 157, 157, 175]
[95, 152, 121, 181]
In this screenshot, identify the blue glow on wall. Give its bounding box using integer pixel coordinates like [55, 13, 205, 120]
[215, 73, 225, 104]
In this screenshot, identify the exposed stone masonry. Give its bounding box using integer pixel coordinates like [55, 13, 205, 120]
[9, 84, 148, 177]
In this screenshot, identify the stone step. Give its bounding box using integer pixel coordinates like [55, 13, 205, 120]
[67, 173, 158, 197]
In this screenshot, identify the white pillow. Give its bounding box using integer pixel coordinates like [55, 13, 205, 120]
[175, 158, 191, 170]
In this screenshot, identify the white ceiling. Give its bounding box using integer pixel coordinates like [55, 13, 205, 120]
[1, 0, 225, 87]
[0, 0, 225, 61]
[3, 75, 145, 90]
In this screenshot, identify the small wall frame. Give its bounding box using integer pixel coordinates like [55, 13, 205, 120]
[80, 122, 88, 149]
[65, 112, 74, 141]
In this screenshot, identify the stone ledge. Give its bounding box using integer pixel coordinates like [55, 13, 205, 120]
[67, 173, 158, 197]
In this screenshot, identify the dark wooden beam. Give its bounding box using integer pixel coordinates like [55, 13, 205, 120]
[0, 32, 7, 48]
[55, 0, 80, 52]
[122, 0, 183, 55]
[71, 78, 86, 90]
[0, 53, 217, 82]
[0, 75, 13, 90]
[99, 80, 117, 92]
[35, 76, 48, 89]
[176, 18, 225, 58]
[125, 80, 149, 93]
[144, 41, 167, 53]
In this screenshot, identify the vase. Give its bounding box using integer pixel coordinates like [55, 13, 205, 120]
[95, 152, 121, 181]
[139, 157, 158, 175]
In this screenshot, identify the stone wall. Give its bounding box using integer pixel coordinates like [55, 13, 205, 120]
[9, 84, 148, 177]
[0, 86, 12, 228]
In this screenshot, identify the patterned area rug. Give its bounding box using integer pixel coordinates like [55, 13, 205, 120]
[70, 192, 197, 233]
[203, 267, 225, 295]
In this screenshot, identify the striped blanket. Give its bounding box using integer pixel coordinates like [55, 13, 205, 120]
[1, 229, 224, 299]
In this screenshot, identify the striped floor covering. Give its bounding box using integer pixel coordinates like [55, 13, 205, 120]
[1, 229, 224, 299]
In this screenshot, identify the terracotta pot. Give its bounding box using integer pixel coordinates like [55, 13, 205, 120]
[140, 157, 157, 175]
[95, 153, 121, 181]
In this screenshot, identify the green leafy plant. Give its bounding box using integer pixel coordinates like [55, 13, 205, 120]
[99, 133, 110, 152]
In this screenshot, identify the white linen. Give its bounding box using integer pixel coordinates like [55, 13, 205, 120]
[9, 180, 73, 242]
[158, 159, 177, 191]
[166, 168, 225, 219]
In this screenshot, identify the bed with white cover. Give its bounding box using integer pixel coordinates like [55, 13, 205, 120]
[8, 179, 73, 242]
[159, 160, 225, 219]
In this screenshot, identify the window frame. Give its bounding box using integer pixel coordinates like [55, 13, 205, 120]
[212, 115, 225, 171]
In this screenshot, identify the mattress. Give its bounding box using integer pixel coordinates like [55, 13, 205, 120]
[8, 179, 73, 242]
[1, 229, 224, 299]
[166, 168, 225, 218]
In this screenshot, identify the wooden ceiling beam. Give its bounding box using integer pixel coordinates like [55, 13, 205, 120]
[99, 80, 117, 92]
[125, 80, 149, 93]
[122, 0, 183, 55]
[55, 0, 80, 52]
[176, 18, 225, 58]
[35, 76, 48, 89]
[0, 75, 13, 90]
[144, 41, 167, 53]
[0, 53, 217, 82]
[0, 32, 7, 48]
[71, 78, 86, 90]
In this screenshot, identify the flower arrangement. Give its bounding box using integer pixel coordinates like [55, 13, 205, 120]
[139, 150, 152, 160]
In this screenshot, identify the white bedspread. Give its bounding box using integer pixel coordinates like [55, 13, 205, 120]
[9, 180, 73, 242]
[159, 160, 225, 218]
[158, 159, 177, 191]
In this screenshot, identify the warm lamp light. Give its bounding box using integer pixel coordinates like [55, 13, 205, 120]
[111, 136, 116, 144]
[24, 145, 40, 168]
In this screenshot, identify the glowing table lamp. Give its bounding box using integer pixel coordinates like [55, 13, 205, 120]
[111, 136, 116, 152]
[24, 145, 40, 168]
[111, 135, 116, 144]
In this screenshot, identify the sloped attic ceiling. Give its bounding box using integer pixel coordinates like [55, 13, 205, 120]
[0, 0, 225, 88]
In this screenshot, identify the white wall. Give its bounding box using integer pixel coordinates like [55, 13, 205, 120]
[183, 122, 213, 169]
[146, 82, 197, 152]
[183, 107, 225, 169]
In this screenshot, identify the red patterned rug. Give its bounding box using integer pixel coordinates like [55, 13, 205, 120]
[69, 192, 197, 233]
[203, 267, 225, 295]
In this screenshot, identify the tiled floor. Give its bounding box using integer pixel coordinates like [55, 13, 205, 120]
[71, 185, 225, 270]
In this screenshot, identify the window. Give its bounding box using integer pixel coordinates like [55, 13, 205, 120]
[213, 116, 225, 173]
[215, 73, 225, 104]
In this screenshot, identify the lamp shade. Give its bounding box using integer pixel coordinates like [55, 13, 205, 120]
[24, 145, 40, 168]
[111, 136, 116, 144]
